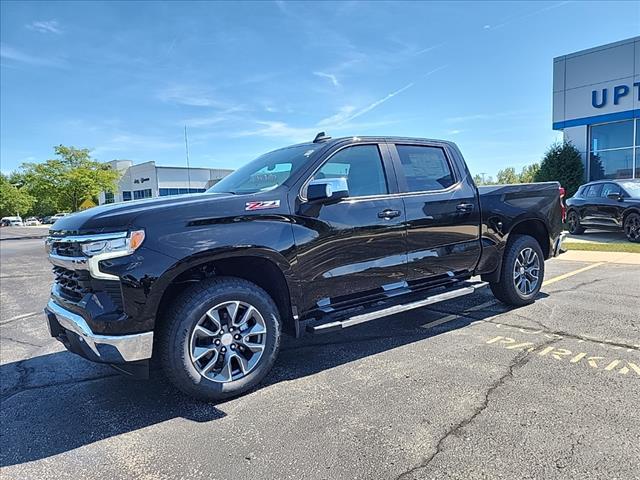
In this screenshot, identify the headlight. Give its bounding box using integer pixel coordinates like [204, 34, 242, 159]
[81, 230, 145, 257]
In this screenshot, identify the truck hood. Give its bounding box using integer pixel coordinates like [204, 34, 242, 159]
[49, 192, 236, 235]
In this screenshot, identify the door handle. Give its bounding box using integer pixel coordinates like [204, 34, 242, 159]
[378, 209, 401, 219]
[456, 203, 474, 212]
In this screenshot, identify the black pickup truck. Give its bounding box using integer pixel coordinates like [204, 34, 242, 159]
[45, 134, 565, 401]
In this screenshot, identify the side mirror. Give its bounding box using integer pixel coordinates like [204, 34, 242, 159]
[306, 178, 349, 202]
[607, 193, 623, 201]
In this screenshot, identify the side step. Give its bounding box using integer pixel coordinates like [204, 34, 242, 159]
[308, 280, 487, 334]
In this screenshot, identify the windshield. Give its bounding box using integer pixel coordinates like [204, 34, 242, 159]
[621, 181, 640, 197]
[208, 144, 320, 195]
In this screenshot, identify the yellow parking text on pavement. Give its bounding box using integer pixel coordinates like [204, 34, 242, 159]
[485, 335, 640, 377]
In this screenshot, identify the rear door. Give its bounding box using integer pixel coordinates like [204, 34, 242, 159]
[388, 142, 481, 283]
[292, 143, 408, 313]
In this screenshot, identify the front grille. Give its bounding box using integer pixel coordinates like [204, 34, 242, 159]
[52, 241, 83, 257]
[53, 266, 91, 300]
[53, 265, 123, 309]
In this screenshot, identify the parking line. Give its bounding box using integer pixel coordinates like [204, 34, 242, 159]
[542, 262, 606, 287]
[0, 311, 40, 325]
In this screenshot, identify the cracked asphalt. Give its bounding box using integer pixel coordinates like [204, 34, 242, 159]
[1, 239, 639, 479]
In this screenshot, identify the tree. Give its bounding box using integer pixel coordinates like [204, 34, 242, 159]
[496, 167, 519, 184]
[21, 145, 120, 212]
[535, 142, 584, 197]
[0, 173, 35, 217]
[589, 154, 605, 181]
[519, 163, 540, 183]
[473, 173, 495, 185]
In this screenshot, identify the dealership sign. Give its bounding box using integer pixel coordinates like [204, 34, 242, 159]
[592, 81, 640, 108]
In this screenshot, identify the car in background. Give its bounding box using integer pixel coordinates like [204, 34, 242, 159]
[24, 217, 41, 226]
[566, 179, 640, 242]
[1, 216, 24, 227]
[50, 213, 70, 223]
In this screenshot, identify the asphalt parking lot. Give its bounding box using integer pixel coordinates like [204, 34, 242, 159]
[1, 238, 638, 479]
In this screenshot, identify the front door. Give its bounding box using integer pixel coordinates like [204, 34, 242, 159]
[388, 142, 481, 282]
[597, 182, 624, 227]
[292, 143, 407, 313]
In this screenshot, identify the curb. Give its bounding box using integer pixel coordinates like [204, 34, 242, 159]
[0, 235, 47, 242]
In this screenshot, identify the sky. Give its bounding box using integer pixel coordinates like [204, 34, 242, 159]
[1, 1, 639, 177]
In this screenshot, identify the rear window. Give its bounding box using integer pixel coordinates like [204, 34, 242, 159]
[585, 184, 603, 197]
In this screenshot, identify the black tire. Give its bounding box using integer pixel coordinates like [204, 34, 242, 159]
[624, 212, 640, 243]
[490, 234, 545, 307]
[567, 210, 585, 235]
[159, 277, 281, 402]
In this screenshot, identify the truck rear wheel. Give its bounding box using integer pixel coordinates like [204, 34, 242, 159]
[490, 234, 545, 307]
[159, 277, 281, 402]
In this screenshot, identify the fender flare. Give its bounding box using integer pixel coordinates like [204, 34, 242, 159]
[143, 246, 298, 322]
[482, 215, 551, 283]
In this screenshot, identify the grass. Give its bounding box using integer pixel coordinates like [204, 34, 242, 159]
[563, 241, 640, 253]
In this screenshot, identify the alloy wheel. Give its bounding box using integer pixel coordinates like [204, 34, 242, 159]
[625, 214, 640, 241]
[189, 300, 267, 383]
[513, 247, 540, 296]
[568, 212, 579, 233]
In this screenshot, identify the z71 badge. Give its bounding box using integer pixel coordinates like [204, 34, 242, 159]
[245, 200, 281, 211]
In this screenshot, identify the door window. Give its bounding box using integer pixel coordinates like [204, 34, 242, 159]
[311, 145, 388, 197]
[395, 145, 455, 192]
[600, 183, 621, 198]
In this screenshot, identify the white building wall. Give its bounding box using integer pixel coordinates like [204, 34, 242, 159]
[157, 167, 216, 189]
[123, 162, 159, 199]
[99, 161, 233, 205]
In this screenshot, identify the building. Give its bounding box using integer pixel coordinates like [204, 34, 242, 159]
[553, 36, 639, 181]
[99, 160, 233, 205]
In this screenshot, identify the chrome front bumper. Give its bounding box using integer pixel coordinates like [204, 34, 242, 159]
[45, 300, 153, 363]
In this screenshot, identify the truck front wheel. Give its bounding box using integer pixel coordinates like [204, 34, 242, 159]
[159, 277, 281, 401]
[490, 234, 545, 307]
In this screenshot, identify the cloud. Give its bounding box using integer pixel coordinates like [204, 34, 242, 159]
[313, 71, 340, 87]
[445, 110, 535, 124]
[0, 44, 64, 67]
[93, 133, 183, 157]
[414, 44, 445, 55]
[234, 118, 397, 143]
[332, 82, 415, 125]
[234, 79, 415, 142]
[183, 115, 229, 128]
[157, 84, 225, 107]
[317, 106, 357, 127]
[421, 65, 448, 78]
[235, 121, 318, 142]
[26, 20, 63, 34]
[484, 1, 570, 30]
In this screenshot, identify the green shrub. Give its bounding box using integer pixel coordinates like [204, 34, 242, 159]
[535, 142, 584, 197]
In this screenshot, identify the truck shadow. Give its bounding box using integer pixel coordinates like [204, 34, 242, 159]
[0, 291, 545, 467]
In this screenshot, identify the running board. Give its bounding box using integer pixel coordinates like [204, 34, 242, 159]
[308, 281, 487, 334]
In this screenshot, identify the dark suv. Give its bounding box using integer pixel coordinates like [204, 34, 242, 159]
[566, 179, 640, 242]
